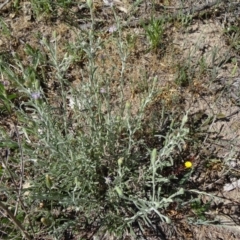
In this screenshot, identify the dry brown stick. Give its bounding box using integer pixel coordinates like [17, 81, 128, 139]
[13, 122, 24, 217]
[126, 0, 229, 27]
[0, 0, 11, 10]
[3, 132, 35, 235]
[178, 0, 228, 15]
[0, 201, 32, 240]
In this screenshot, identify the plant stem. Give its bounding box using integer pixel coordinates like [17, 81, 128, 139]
[0, 201, 32, 240]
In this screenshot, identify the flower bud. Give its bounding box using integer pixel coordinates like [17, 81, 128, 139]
[45, 174, 52, 189]
[118, 157, 124, 166]
[115, 186, 123, 197]
[41, 217, 51, 226]
[86, 0, 93, 8]
[125, 101, 131, 109]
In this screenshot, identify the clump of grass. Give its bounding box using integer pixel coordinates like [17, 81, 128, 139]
[175, 63, 192, 87]
[142, 17, 165, 51]
[224, 25, 240, 53]
[0, 18, 11, 37]
[190, 198, 211, 221]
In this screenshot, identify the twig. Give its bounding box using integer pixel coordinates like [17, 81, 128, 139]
[3, 131, 35, 235]
[0, 201, 32, 240]
[179, 0, 228, 15]
[0, 0, 11, 10]
[14, 122, 24, 217]
[125, 0, 229, 27]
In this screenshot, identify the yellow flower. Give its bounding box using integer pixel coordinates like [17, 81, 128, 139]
[184, 161, 192, 168]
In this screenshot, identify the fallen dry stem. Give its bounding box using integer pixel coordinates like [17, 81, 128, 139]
[126, 0, 231, 27]
[0, 0, 12, 10]
[0, 201, 32, 240]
